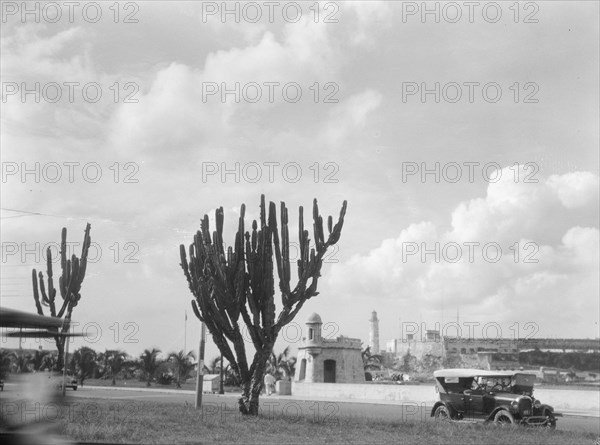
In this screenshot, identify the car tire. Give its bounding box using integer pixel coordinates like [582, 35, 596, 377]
[493, 410, 515, 426]
[434, 405, 451, 421]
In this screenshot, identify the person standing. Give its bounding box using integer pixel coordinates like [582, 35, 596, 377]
[264, 372, 276, 395]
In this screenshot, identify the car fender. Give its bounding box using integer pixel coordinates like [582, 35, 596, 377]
[430, 401, 457, 418]
[487, 405, 514, 421]
[539, 404, 561, 417]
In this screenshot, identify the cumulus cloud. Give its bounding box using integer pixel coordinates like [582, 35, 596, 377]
[1, 25, 89, 79]
[107, 15, 343, 157]
[1, 24, 136, 140]
[324, 168, 600, 338]
[547, 172, 600, 208]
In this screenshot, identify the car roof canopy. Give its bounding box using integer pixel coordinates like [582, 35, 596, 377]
[433, 369, 535, 379]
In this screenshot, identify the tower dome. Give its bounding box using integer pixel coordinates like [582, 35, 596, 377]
[305, 312, 322, 344]
[306, 312, 322, 324]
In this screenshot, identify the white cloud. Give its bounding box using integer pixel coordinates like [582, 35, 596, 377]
[107, 16, 341, 156]
[324, 169, 600, 338]
[1, 25, 89, 79]
[547, 171, 600, 208]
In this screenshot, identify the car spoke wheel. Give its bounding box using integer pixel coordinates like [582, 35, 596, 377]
[493, 410, 514, 426]
[544, 412, 556, 429]
[434, 406, 451, 421]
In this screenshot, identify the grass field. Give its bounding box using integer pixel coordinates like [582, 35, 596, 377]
[4, 397, 595, 444]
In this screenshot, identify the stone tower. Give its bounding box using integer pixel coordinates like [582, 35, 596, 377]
[369, 310, 379, 353]
[306, 312, 323, 345]
[296, 312, 364, 384]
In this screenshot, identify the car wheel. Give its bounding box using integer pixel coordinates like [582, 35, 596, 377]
[544, 411, 556, 429]
[434, 405, 451, 421]
[493, 410, 514, 426]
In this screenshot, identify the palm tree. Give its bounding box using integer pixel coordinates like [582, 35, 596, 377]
[121, 358, 139, 380]
[98, 350, 128, 385]
[42, 352, 58, 371]
[30, 350, 50, 371]
[168, 350, 195, 388]
[96, 351, 110, 379]
[0, 349, 14, 379]
[139, 348, 161, 387]
[205, 356, 221, 374]
[109, 350, 129, 385]
[71, 347, 97, 386]
[267, 346, 297, 380]
[13, 351, 32, 373]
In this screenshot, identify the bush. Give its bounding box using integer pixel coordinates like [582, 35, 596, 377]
[156, 373, 174, 385]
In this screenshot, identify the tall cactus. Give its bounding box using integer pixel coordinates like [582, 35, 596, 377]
[31, 223, 91, 369]
[180, 195, 346, 415]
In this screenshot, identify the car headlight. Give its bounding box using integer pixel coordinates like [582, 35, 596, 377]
[511, 400, 518, 408]
[533, 399, 541, 409]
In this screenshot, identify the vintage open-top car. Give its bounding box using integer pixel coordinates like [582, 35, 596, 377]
[431, 369, 560, 427]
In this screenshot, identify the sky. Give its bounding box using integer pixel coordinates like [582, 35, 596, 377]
[1, 1, 598, 362]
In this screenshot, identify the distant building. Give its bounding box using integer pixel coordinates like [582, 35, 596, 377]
[445, 337, 519, 356]
[295, 313, 365, 384]
[384, 331, 600, 372]
[386, 331, 445, 360]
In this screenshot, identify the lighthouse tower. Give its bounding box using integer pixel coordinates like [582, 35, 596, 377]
[369, 310, 380, 353]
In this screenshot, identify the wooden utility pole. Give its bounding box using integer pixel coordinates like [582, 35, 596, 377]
[61, 325, 70, 397]
[195, 322, 206, 409]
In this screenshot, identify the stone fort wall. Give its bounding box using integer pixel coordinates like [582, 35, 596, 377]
[296, 346, 364, 384]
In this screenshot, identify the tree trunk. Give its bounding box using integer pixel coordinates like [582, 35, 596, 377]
[237, 347, 272, 415]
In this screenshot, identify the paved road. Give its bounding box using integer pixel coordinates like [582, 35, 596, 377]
[5, 385, 594, 435]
